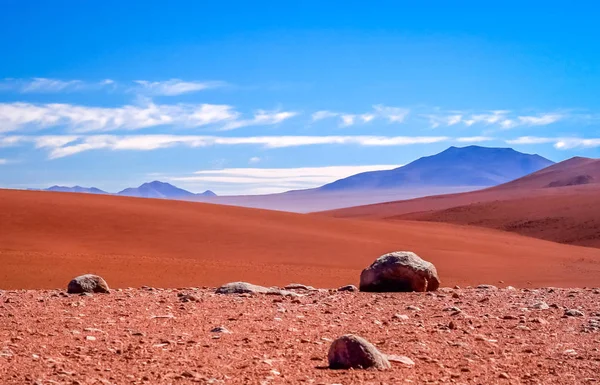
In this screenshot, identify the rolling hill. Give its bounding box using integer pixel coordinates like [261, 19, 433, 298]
[323, 157, 600, 248]
[1, 188, 600, 290]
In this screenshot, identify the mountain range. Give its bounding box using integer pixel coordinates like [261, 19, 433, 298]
[42, 181, 216, 199]
[40, 146, 554, 205]
[319, 145, 554, 191]
[325, 155, 600, 248]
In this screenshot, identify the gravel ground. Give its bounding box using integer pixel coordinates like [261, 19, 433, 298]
[1, 286, 599, 384]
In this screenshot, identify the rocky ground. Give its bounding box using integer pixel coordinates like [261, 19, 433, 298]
[1, 285, 599, 384]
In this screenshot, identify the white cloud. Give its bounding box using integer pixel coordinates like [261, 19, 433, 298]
[505, 136, 556, 145]
[311, 105, 409, 127]
[21, 78, 83, 93]
[424, 114, 463, 128]
[372, 105, 410, 123]
[0, 101, 245, 132]
[426, 110, 564, 130]
[517, 113, 563, 126]
[168, 165, 401, 195]
[249, 156, 261, 164]
[220, 109, 298, 131]
[554, 138, 600, 149]
[133, 79, 226, 96]
[0, 158, 8, 165]
[0, 134, 452, 159]
[455, 136, 495, 143]
[0, 78, 117, 93]
[506, 136, 600, 149]
[339, 114, 356, 127]
[311, 110, 339, 121]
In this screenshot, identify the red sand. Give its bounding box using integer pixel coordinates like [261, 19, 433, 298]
[2, 189, 600, 290]
[323, 158, 600, 248]
[1, 287, 600, 384]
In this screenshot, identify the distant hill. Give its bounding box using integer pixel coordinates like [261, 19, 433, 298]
[319, 145, 554, 191]
[117, 181, 197, 198]
[45, 186, 108, 194]
[322, 156, 600, 248]
[494, 156, 599, 190]
[40, 181, 215, 199]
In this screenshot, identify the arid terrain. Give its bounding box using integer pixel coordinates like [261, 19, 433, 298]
[2, 188, 600, 290]
[1, 286, 599, 384]
[2, 166, 600, 384]
[323, 157, 600, 248]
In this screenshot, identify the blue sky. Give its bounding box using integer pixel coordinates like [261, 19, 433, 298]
[1, 1, 599, 194]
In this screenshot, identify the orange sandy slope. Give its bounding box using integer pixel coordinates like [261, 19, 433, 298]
[1, 189, 599, 290]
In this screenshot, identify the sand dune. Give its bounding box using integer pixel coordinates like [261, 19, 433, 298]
[323, 157, 600, 248]
[1, 189, 600, 290]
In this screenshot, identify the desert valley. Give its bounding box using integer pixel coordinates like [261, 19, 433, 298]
[2, 145, 600, 384]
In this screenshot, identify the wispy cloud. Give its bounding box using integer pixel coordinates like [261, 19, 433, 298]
[133, 79, 227, 96]
[0, 134, 452, 159]
[221, 110, 298, 131]
[248, 156, 261, 164]
[168, 165, 401, 195]
[0, 158, 8, 165]
[424, 110, 564, 130]
[455, 136, 495, 143]
[0, 78, 116, 93]
[506, 136, 600, 149]
[0, 78, 226, 95]
[0, 102, 298, 133]
[312, 105, 409, 127]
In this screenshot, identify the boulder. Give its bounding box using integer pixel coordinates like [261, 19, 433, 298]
[328, 334, 391, 370]
[67, 274, 110, 294]
[359, 251, 440, 292]
[215, 282, 298, 297]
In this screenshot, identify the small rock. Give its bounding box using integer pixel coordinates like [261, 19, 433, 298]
[530, 301, 549, 310]
[443, 306, 461, 312]
[563, 349, 578, 356]
[386, 354, 415, 366]
[210, 326, 232, 334]
[85, 336, 96, 341]
[406, 306, 421, 311]
[328, 334, 391, 370]
[178, 293, 199, 303]
[393, 314, 409, 320]
[216, 282, 298, 297]
[284, 283, 314, 291]
[337, 285, 358, 292]
[498, 372, 510, 379]
[530, 317, 549, 325]
[476, 284, 498, 290]
[564, 309, 585, 317]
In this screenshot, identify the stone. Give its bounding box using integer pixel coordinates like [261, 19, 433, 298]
[337, 285, 358, 292]
[530, 301, 549, 310]
[210, 326, 232, 334]
[564, 309, 585, 317]
[359, 251, 440, 292]
[386, 354, 415, 366]
[328, 334, 391, 370]
[476, 284, 498, 290]
[67, 274, 110, 294]
[284, 283, 315, 291]
[215, 282, 298, 297]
